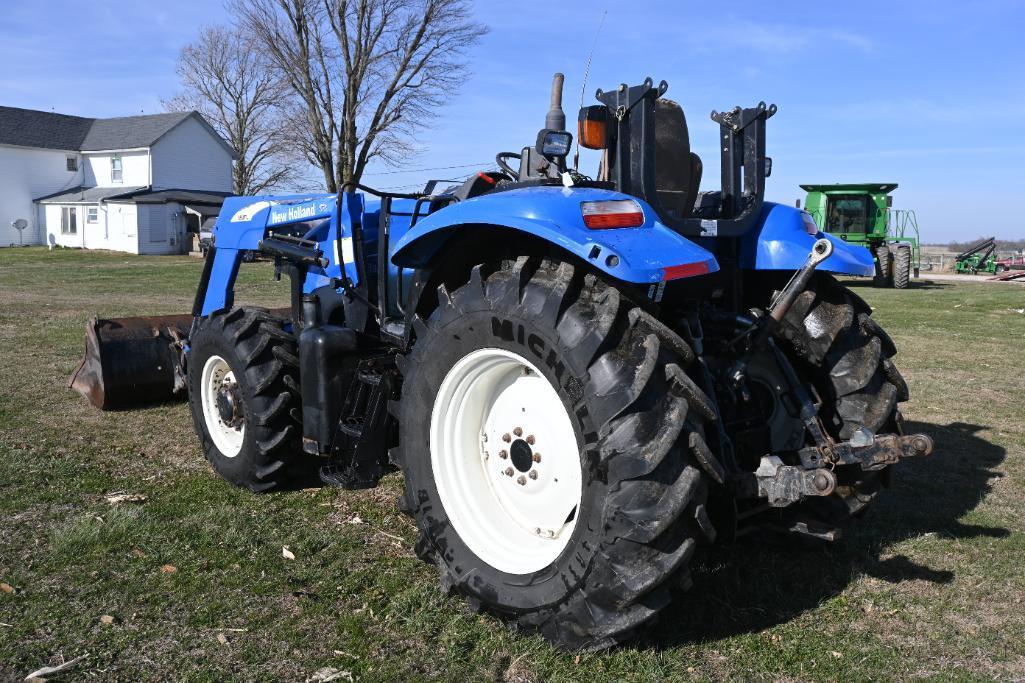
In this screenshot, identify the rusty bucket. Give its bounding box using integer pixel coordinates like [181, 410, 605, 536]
[69, 314, 194, 410]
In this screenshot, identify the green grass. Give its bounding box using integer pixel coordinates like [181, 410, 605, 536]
[1, 247, 1024, 681]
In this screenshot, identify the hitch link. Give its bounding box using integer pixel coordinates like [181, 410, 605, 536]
[742, 456, 837, 507]
[799, 432, 934, 471]
[743, 432, 932, 508]
[768, 238, 834, 322]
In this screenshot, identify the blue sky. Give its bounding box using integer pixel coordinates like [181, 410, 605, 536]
[2, 0, 1023, 241]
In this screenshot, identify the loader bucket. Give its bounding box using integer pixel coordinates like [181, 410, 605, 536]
[69, 314, 194, 410]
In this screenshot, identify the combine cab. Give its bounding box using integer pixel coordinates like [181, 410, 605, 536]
[72, 74, 932, 650]
[801, 183, 922, 288]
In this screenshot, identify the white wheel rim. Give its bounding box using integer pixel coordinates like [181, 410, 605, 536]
[200, 354, 245, 457]
[430, 348, 583, 575]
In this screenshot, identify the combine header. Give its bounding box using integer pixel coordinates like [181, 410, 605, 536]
[71, 73, 932, 650]
[955, 237, 999, 275]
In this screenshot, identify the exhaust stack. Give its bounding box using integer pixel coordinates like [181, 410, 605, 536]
[546, 73, 566, 131]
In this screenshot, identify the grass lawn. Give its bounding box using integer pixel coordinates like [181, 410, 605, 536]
[1, 247, 1024, 681]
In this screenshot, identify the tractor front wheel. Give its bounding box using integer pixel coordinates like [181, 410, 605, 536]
[393, 257, 716, 650]
[187, 307, 301, 491]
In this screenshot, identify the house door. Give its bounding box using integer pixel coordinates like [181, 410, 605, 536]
[184, 213, 201, 253]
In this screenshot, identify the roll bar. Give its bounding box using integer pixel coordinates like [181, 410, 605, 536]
[596, 77, 776, 238]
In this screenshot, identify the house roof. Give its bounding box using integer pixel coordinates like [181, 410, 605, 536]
[36, 185, 148, 204]
[127, 188, 234, 205]
[0, 106, 236, 157]
[35, 185, 233, 207]
[0, 107, 93, 151]
[79, 112, 192, 151]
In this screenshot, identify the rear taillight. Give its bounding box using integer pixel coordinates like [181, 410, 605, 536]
[663, 261, 710, 281]
[580, 200, 644, 229]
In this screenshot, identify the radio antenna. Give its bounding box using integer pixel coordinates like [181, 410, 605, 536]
[574, 9, 607, 172]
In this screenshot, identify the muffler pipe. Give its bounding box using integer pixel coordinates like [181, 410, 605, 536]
[546, 72, 566, 131]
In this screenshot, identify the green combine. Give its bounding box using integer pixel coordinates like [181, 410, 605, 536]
[800, 183, 921, 288]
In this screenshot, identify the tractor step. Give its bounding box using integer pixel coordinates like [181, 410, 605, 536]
[358, 369, 383, 385]
[319, 460, 371, 489]
[318, 356, 395, 490]
[337, 416, 365, 438]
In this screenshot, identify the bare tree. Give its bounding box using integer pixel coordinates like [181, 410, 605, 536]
[231, 0, 340, 190]
[164, 26, 299, 195]
[234, 0, 485, 191]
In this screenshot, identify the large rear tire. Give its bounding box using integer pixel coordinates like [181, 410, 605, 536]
[776, 274, 909, 520]
[187, 307, 301, 492]
[874, 244, 893, 287]
[393, 257, 716, 651]
[893, 244, 912, 289]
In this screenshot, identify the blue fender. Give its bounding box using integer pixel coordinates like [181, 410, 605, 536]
[739, 202, 875, 276]
[390, 186, 718, 284]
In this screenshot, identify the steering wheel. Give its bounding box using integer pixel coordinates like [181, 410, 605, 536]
[495, 152, 521, 178]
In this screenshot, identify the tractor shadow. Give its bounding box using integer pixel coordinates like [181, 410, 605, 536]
[642, 420, 1008, 649]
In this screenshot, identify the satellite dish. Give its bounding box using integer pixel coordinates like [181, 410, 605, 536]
[11, 218, 27, 246]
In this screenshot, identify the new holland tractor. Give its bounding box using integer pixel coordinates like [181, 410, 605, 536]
[71, 74, 932, 650]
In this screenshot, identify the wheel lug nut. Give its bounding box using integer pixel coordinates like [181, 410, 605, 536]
[528, 470, 538, 480]
[499, 449, 508, 459]
[513, 427, 523, 437]
[526, 435, 535, 445]
[532, 453, 541, 463]
[517, 475, 526, 485]
[504, 467, 514, 477]
[502, 433, 511, 443]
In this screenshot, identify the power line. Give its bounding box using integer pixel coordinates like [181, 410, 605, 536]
[362, 162, 491, 176]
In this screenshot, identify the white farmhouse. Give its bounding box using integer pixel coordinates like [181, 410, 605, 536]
[0, 107, 237, 253]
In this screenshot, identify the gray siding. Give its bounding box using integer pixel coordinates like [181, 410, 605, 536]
[150, 117, 233, 192]
[136, 204, 181, 255]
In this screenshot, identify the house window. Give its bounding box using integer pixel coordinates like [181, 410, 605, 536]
[111, 155, 123, 183]
[86, 207, 98, 224]
[61, 207, 78, 235]
[66, 156, 78, 172]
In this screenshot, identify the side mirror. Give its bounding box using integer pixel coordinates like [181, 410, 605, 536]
[536, 129, 573, 158]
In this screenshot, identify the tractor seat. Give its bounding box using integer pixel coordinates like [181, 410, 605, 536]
[654, 98, 703, 221]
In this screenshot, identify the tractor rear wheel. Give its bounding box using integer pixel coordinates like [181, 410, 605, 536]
[393, 257, 717, 651]
[893, 244, 912, 289]
[874, 244, 893, 287]
[776, 274, 909, 521]
[187, 307, 301, 492]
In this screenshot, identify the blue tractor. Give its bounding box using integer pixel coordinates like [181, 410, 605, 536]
[71, 74, 932, 650]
